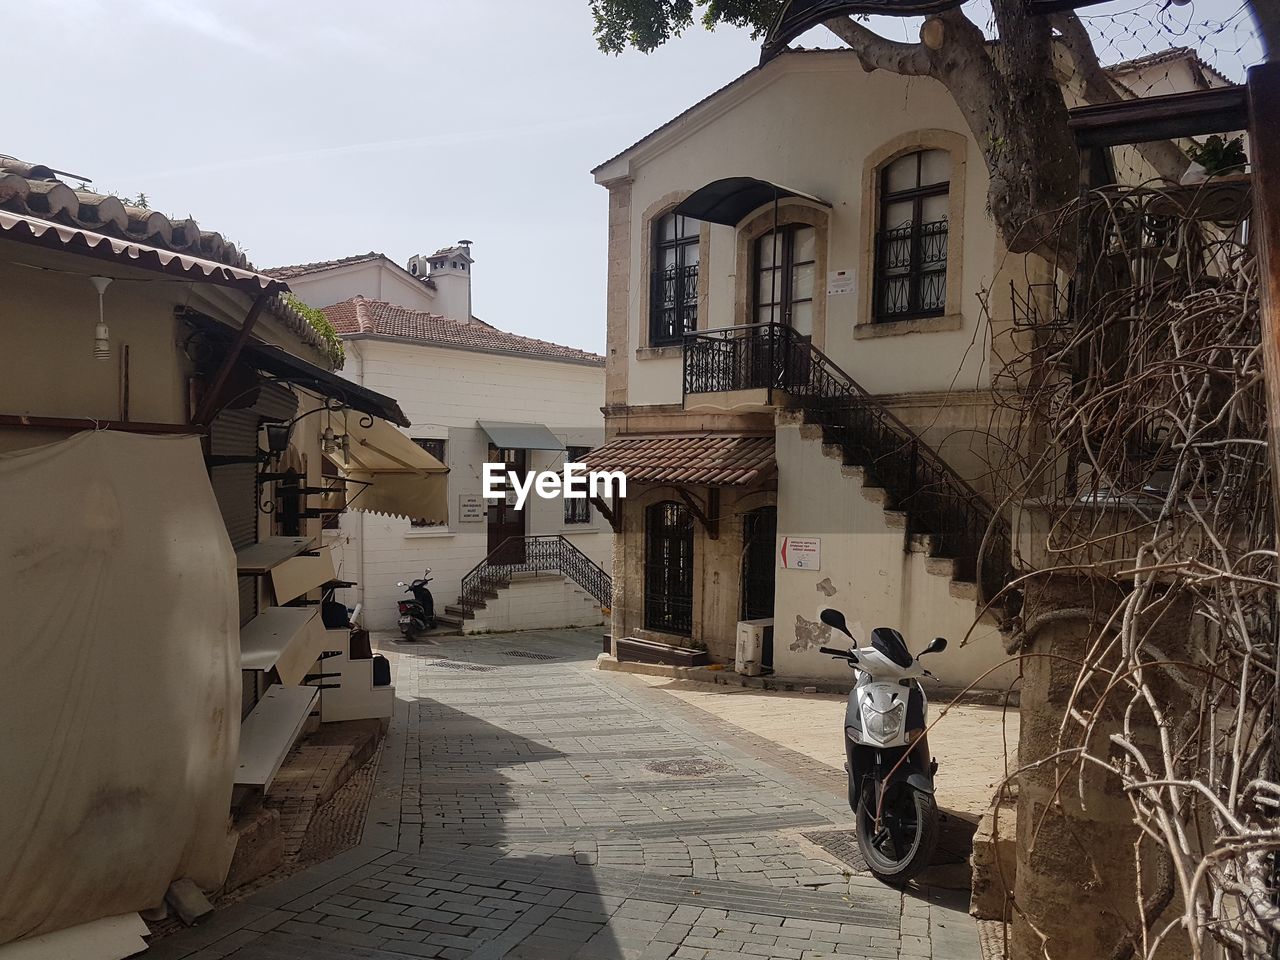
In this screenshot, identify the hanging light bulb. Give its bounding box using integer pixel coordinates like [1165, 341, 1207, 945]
[90, 276, 112, 361]
[340, 432, 350, 459]
[321, 424, 337, 454]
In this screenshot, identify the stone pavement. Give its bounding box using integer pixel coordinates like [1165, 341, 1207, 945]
[147, 629, 982, 960]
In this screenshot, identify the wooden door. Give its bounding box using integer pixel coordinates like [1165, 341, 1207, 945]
[487, 447, 527, 564]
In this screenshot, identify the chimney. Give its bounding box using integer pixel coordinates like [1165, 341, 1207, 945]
[421, 240, 473, 321]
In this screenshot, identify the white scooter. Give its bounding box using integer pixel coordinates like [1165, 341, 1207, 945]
[819, 607, 947, 884]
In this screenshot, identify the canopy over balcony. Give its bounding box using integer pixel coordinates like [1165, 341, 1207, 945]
[672, 177, 829, 227]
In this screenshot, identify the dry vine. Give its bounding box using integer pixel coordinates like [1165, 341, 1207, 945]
[987, 178, 1275, 958]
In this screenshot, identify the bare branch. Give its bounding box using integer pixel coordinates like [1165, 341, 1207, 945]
[820, 16, 931, 75]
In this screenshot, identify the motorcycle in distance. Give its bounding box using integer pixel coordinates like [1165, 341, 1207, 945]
[818, 607, 948, 884]
[395, 568, 436, 639]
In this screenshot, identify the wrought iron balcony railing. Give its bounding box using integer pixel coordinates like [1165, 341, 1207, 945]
[459, 535, 612, 614]
[683, 322, 1012, 605]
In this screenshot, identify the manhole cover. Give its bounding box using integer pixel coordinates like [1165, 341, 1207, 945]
[423, 659, 496, 672]
[501, 650, 560, 661]
[644, 758, 729, 777]
[801, 816, 975, 876]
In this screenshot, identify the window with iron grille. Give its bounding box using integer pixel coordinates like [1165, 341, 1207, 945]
[753, 224, 817, 336]
[410, 438, 446, 527]
[644, 501, 694, 635]
[563, 446, 592, 524]
[874, 149, 950, 322]
[650, 212, 700, 345]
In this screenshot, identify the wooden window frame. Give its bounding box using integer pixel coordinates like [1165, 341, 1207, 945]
[563, 445, 592, 525]
[643, 500, 694, 636]
[409, 438, 446, 527]
[649, 212, 701, 346]
[752, 224, 817, 331]
[873, 150, 950, 323]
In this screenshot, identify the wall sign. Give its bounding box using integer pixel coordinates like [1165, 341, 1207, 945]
[779, 536, 821, 570]
[458, 494, 485, 522]
[827, 269, 856, 297]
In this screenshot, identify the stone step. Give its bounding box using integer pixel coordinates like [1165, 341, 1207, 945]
[444, 604, 475, 619]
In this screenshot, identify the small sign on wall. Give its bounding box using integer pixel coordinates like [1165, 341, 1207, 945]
[458, 494, 485, 522]
[779, 536, 821, 570]
[827, 269, 856, 297]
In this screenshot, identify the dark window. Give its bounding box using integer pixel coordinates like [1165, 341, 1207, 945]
[650, 212, 700, 345]
[563, 445, 592, 524]
[740, 506, 777, 621]
[753, 224, 817, 337]
[644, 501, 694, 635]
[410, 439, 446, 527]
[874, 149, 950, 322]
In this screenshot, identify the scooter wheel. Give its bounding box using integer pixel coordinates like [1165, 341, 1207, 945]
[856, 784, 938, 886]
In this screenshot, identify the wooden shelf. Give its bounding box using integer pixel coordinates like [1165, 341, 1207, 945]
[240, 606, 327, 685]
[235, 685, 319, 789]
[235, 537, 314, 575]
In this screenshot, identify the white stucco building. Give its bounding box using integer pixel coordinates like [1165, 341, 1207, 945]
[271, 249, 612, 633]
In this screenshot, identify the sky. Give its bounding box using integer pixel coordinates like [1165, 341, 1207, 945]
[4, 1, 1264, 354]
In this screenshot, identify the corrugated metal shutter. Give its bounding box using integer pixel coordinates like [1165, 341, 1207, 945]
[210, 407, 260, 627]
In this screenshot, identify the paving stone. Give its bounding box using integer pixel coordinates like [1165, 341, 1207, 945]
[144, 629, 982, 960]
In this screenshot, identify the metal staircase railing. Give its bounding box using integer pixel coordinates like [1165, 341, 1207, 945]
[683, 322, 1013, 605]
[459, 535, 612, 614]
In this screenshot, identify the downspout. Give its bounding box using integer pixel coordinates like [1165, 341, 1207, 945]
[347, 339, 368, 619]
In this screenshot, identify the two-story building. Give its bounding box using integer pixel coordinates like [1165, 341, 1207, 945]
[586, 49, 1034, 689]
[273, 248, 613, 634]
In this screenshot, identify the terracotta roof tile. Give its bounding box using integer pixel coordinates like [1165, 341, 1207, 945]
[581, 434, 775, 486]
[263, 252, 384, 279]
[0, 153, 333, 364]
[324, 297, 604, 365]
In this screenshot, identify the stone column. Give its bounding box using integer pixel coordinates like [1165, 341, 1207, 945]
[1010, 575, 1187, 960]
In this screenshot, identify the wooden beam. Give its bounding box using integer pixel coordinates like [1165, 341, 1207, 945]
[1068, 85, 1248, 148]
[589, 494, 619, 533]
[677, 487, 719, 541]
[0, 414, 204, 435]
[192, 292, 269, 426]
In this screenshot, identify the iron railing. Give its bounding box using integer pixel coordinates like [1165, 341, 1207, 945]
[459, 535, 612, 614]
[683, 322, 1012, 604]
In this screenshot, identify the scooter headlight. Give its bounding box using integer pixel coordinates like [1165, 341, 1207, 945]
[864, 703, 906, 742]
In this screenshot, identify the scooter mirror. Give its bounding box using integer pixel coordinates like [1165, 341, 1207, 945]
[820, 608, 852, 637]
[396, 581, 407, 587]
[922, 636, 948, 655]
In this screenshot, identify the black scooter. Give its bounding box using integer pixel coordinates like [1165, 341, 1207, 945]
[396, 568, 436, 639]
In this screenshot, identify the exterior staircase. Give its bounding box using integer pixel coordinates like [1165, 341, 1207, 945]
[447, 535, 612, 634]
[684, 322, 1014, 616]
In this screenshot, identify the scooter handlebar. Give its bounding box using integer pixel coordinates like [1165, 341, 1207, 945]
[819, 646, 857, 660]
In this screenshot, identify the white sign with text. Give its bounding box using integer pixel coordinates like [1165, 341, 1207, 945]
[779, 536, 821, 570]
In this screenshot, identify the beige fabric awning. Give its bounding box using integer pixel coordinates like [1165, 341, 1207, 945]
[326, 416, 449, 522]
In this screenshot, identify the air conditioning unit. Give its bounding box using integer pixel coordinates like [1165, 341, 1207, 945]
[735, 618, 774, 677]
[406, 254, 431, 278]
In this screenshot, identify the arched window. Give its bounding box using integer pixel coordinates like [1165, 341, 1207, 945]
[644, 500, 694, 635]
[874, 149, 951, 322]
[753, 225, 817, 337]
[650, 212, 700, 345]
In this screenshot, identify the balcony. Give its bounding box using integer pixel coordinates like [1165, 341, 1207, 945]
[681, 322, 810, 412]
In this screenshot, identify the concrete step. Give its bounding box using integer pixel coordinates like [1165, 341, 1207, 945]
[434, 614, 465, 629]
[443, 604, 475, 620]
[924, 556, 957, 579]
[949, 579, 978, 601]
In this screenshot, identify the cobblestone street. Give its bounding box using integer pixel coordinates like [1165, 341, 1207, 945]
[148, 629, 982, 960]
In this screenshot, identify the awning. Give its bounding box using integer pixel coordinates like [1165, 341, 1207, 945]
[673, 177, 830, 227]
[581, 434, 775, 486]
[0, 209, 285, 296]
[479, 420, 566, 451]
[240, 341, 410, 427]
[326, 417, 449, 522]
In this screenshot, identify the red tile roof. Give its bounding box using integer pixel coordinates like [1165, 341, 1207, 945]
[581, 434, 775, 486]
[263, 251, 436, 289]
[324, 297, 604, 365]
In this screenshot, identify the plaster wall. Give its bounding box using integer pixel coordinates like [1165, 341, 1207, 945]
[771, 420, 1015, 690]
[603, 52, 1001, 411]
[285, 260, 439, 313]
[333, 338, 611, 631]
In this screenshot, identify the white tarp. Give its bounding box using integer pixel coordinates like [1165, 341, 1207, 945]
[0, 431, 239, 945]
